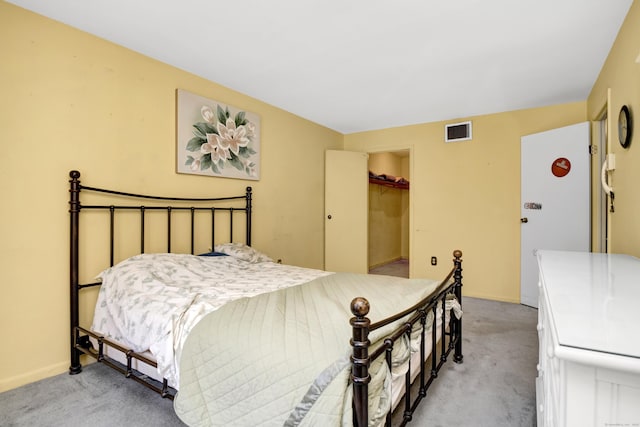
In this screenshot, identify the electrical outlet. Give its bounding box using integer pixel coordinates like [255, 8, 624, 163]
[431, 256, 437, 266]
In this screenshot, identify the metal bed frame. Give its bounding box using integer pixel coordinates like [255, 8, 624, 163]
[68, 170, 252, 398]
[351, 251, 463, 426]
[67, 169, 463, 426]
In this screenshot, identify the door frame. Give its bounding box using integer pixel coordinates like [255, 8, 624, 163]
[594, 114, 608, 253]
[592, 90, 612, 253]
[366, 145, 413, 276]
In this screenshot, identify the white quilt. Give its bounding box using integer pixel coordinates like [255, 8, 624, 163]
[174, 272, 447, 427]
[91, 253, 332, 386]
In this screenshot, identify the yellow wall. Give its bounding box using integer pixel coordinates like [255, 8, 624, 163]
[588, 1, 640, 257]
[368, 152, 405, 178]
[0, 2, 342, 392]
[345, 102, 587, 302]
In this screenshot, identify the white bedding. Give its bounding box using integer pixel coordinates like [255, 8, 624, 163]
[173, 271, 454, 426]
[388, 296, 462, 411]
[91, 252, 332, 387]
[91, 250, 462, 425]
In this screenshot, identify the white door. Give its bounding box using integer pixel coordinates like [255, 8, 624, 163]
[520, 122, 590, 307]
[325, 150, 369, 273]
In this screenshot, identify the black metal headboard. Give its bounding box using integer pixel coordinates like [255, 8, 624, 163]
[68, 169, 252, 376]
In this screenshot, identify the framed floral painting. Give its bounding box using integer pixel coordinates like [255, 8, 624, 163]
[176, 89, 260, 180]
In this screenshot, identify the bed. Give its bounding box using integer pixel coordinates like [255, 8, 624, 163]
[68, 170, 464, 426]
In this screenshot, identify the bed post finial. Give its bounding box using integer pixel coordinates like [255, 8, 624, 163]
[350, 297, 369, 317]
[452, 250, 464, 364]
[69, 170, 82, 374]
[350, 297, 371, 427]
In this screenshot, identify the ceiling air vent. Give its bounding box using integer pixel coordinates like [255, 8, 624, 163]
[445, 121, 472, 142]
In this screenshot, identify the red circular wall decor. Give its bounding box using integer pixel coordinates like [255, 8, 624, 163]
[551, 157, 571, 177]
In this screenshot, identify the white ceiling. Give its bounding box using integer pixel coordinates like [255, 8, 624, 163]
[8, 0, 633, 134]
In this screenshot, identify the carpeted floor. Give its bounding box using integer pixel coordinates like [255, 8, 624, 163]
[369, 259, 409, 278]
[0, 362, 181, 426]
[410, 297, 538, 427]
[0, 297, 538, 427]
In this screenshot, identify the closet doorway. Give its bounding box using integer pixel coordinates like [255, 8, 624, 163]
[367, 149, 411, 278]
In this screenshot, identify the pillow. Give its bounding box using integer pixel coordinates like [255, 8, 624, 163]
[198, 251, 229, 257]
[213, 242, 273, 263]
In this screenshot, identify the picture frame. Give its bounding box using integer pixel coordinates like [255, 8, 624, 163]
[176, 89, 260, 180]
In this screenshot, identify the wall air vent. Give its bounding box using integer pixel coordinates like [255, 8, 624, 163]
[445, 121, 472, 142]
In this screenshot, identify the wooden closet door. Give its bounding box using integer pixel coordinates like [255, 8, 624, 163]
[325, 150, 368, 273]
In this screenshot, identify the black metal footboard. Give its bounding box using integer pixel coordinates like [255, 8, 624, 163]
[68, 170, 253, 396]
[350, 250, 463, 427]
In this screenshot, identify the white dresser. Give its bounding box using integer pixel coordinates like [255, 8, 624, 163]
[536, 250, 640, 427]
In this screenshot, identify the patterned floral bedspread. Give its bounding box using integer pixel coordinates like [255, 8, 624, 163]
[91, 252, 332, 386]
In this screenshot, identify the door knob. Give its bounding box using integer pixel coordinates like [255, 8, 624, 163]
[521, 217, 528, 223]
[327, 214, 332, 219]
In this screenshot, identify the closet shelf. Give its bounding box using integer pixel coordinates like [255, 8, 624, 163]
[369, 177, 409, 190]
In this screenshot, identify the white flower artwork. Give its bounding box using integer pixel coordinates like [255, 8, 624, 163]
[176, 89, 260, 180]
